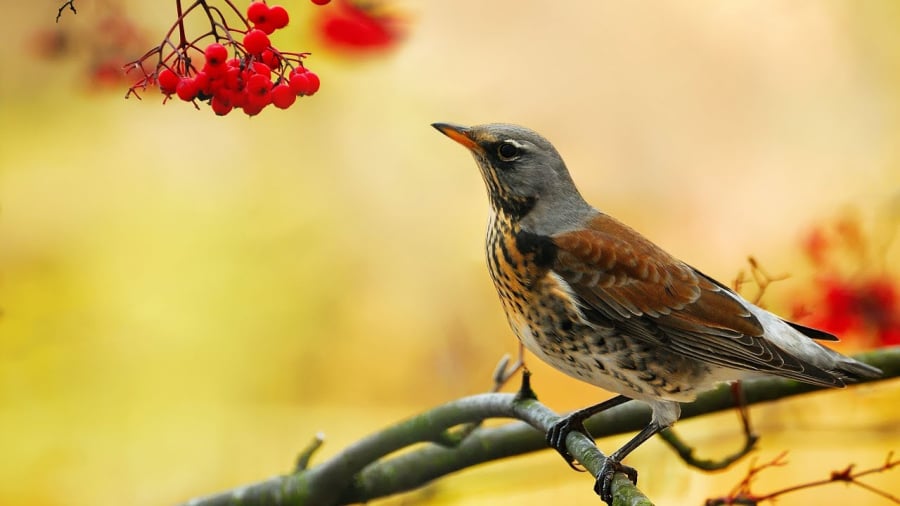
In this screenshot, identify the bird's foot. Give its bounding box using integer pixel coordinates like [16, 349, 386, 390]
[546, 415, 592, 471]
[593, 456, 638, 504]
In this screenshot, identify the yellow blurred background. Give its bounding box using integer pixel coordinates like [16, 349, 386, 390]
[1, 1, 898, 505]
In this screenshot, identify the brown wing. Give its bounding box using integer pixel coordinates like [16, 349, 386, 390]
[551, 213, 840, 385]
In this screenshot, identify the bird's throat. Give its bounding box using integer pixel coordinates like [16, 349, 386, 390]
[489, 193, 537, 219]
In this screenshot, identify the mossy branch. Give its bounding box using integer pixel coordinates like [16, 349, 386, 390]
[179, 348, 899, 506]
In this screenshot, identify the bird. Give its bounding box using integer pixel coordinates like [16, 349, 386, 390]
[431, 122, 882, 503]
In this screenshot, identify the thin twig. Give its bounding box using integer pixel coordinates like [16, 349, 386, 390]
[658, 381, 758, 471]
[733, 256, 790, 306]
[707, 451, 900, 505]
[56, 1, 77, 23]
[294, 432, 326, 472]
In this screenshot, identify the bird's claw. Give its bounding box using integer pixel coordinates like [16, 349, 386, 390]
[593, 457, 638, 504]
[546, 416, 591, 471]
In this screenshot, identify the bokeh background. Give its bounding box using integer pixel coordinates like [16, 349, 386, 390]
[1, 1, 898, 505]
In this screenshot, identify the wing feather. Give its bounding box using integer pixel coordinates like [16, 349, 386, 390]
[551, 214, 841, 386]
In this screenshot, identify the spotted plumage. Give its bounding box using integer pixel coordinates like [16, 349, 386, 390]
[433, 122, 882, 503]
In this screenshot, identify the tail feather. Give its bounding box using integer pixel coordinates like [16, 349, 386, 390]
[785, 320, 839, 342]
[833, 358, 882, 383]
[778, 317, 881, 383]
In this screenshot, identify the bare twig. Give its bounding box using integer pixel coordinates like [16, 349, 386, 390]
[658, 381, 759, 471]
[706, 451, 900, 505]
[658, 427, 758, 472]
[492, 342, 528, 392]
[56, 0, 77, 23]
[294, 432, 325, 472]
[436, 348, 530, 447]
[733, 256, 790, 306]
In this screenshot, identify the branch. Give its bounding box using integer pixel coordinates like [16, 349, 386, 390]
[179, 348, 900, 506]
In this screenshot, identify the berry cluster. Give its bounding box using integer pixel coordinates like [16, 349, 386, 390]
[791, 215, 900, 347]
[312, 0, 405, 54]
[158, 39, 320, 116]
[126, 1, 320, 117]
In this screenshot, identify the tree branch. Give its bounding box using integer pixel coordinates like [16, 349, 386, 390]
[179, 348, 899, 506]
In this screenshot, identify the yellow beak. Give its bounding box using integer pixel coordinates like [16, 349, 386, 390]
[432, 122, 481, 152]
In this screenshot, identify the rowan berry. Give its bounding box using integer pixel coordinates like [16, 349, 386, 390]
[271, 84, 296, 109]
[269, 6, 290, 29]
[242, 100, 266, 117]
[247, 61, 272, 80]
[193, 71, 211, 95]
[289, 70, 320, 96]
[157, 68, 180, 95]
[246, 73, 273, 99]
[210, 94, 233, 116]
[202, 62, 226, 78]
[260, 49, 281, 69]
[204, 43, 228, 66]
[243, 29, 270, 55]
[247, 2, 270, 25]
[255, 21, 276, 35]
[229, 89, 248, 108]
[224, 66, 242, 90]
[311, 0, 331, 5]
[176, 77, 199, 101]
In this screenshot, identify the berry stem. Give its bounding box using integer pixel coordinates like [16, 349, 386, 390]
[176, 0, 188, 47]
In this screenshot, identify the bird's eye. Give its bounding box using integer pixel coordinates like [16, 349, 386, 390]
[497, 141, 520, 161]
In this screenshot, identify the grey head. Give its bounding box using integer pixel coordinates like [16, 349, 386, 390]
[432, 122, 593, 230]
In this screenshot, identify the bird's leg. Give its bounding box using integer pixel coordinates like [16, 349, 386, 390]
[594, 419, 665, 504]
[546, 394, 632, 470]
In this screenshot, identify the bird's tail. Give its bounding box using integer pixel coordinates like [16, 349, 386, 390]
[832, 356, 882, 384]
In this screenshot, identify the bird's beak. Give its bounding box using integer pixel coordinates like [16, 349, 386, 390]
[432, 122, 481, 152]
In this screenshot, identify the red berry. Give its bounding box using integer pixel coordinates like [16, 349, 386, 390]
[230, 89, 248, 108]
[202, 62, 226, 78]
[204, 43, 228, 66]
[157, 68, 180, 95]
[319, 4, 398, 51]
[246, 73, 273, 97]
[289, 70, 320, 96]
[176, 77, 199, 101]
[247, 1, 270, 24]
[260, 49, 281, 68]
[311, 0, 331, 5]
[193, 71, 211, 95]
[210, 93, 233, 115]
[305, 72, 320, 94]
[206, 76, 224, 96]
[271, 84, 296, 109]
[242, 100, 266, 117]
[881, 326, 900, 346]
[254, 21, 277, 35]
[251, 61, 272, 79]
[269, 6, 289, 29]
[242, 29, 270, 55]
[224, 66, 242, 91]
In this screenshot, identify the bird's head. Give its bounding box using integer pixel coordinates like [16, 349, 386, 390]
[432, 122, 586, 220]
